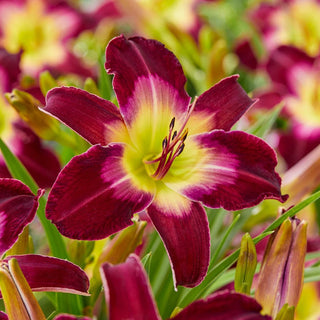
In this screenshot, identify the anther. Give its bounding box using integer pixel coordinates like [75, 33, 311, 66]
[176, 143, 185, 156]
[172, 130, 177, 140]
[181, 129, 188, 142]
[169, 117, 175, 130]
[162, 137, 168, 149]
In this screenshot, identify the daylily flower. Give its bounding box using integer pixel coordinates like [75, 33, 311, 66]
[253, 45, 320, 168]
[43, 35, 287, 288]
[103, 0, 210, 39]
[0, 178, 90, 317]
[250, 0, 320, 56]
[0, 178, 89, 293]
[0, 0, 93, 76]
[101, 253, 271, 320]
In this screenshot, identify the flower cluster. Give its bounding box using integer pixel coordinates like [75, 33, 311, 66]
[0, 0, 319, 319]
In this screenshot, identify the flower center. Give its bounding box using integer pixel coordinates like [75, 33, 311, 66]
[144, 97, 197, 180]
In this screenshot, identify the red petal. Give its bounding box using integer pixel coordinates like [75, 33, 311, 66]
[101, 254, 160, 320]
[3, 254, 89, 295]
[10, 121, 61, 188]
[188, 75, 255, 134]
[167, 130, 288, 211]
[46, 144, 154, 240]
[172, 290, 272, 320]
[44, 86, 127, 145]
[0, 178, 43, 255]
[147, 187, 210, 288]
[54, 314, 91, 320]
[105, 35, 190, 127]
[266, 45, 314, 92]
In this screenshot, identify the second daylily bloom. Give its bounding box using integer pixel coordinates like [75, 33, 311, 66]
[101, 254, 271, 320]
[43, 35, 287, 288]
[0, 178, 90, 318]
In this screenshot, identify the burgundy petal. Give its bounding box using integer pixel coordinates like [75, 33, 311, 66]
[235, 40, 258, 70]
[249, 3, 278, 38]
[105, 35, 190, 126]
[188, 75, 255, 134]
[46, 144, 154, 240]
[44, 87, 128, 145]
[0, 48, 20, 92]
[168, 130, 288, 211]
[0, 178, 43, 255]
[3, 254, 89, 295]
[91, 0, 122, 22]
[172, 290, 272, 320]
[147, 187, 210, 288]
[54, 315, 91, 320]
[0, 312, 7, 320]
[278, 120, 320, 168]
[10, 121, 61, 189]
[252, 89, 284, 111]
[266, 46, 315, 92]
[101, 254, 160, 320]
[49, 52, 95, 79]
[0, 158, 11, 178]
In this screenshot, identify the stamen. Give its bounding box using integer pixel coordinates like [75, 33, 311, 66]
[144, 97, 198, 180]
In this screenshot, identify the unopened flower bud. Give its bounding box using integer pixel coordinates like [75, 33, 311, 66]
[5, 89, 60, 140]
[255, 218, 307, 318]
[234, 233, 257, 295]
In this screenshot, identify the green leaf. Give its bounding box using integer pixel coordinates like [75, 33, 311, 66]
[246, 103, 283, 139]
[0, 138, 38, 194]
[304, 266, 320, 283]
[210, 214, 240, 265]
[141, 252, 152, 276]
[98, 52, 114, 101]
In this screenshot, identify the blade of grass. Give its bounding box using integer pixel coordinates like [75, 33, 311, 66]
[246, 103, 283, 139]
[210, 214, 240, 265]
[304, 266, 320, 283]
